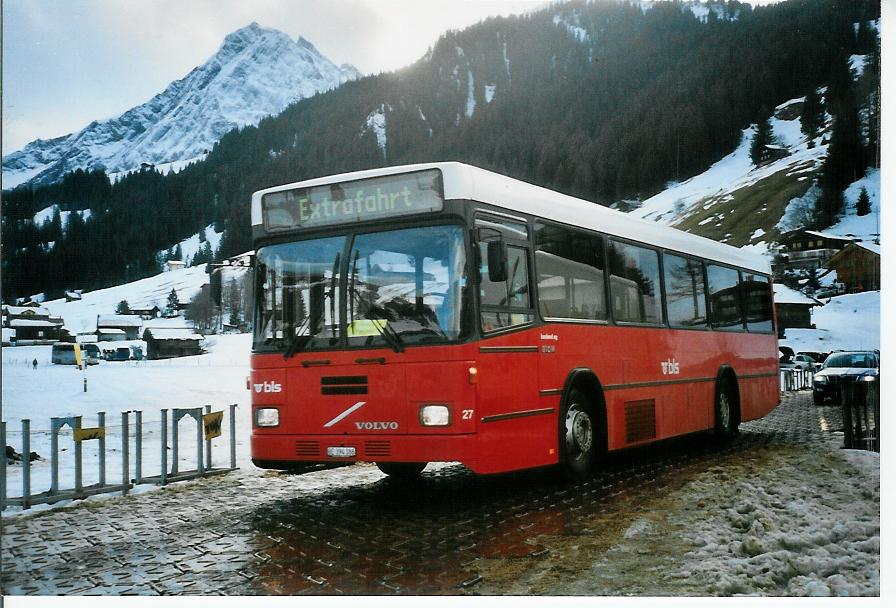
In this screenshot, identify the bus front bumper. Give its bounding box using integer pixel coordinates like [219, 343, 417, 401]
[251, 433, 480, 471]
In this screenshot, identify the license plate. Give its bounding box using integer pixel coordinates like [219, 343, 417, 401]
[327, 446, 356, 458]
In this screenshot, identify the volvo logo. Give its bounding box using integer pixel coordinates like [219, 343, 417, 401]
[354, 421, 399, 430]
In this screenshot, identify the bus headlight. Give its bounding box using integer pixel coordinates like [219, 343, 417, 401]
[813, 375, 826, 384]
[860, 375, 877, 382]
[255, 408, 280, 427]
[420, 404, 451, 426]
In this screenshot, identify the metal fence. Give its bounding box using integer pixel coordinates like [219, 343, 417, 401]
[1, 404, 238, 511]
[840, 381, 880, 452]
[780, 367, 814, 392]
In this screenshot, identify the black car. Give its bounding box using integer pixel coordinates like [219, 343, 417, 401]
[812, 351, 880, 405]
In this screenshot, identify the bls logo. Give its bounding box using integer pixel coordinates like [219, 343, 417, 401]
[660, 358, 680, 375]
[254, 381, 282, 393]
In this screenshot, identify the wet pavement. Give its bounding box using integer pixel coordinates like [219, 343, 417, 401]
[1, 393, 855, 595]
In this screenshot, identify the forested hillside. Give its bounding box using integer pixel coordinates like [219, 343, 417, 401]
[2, 0, 880, 301]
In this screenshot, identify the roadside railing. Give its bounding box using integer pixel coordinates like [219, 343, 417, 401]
[840, 381, 879, 452]
[1, 404, 238, 511]
[780, 367, 814, 392]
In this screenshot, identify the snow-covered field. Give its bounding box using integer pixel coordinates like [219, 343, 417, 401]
[2, 334, 254, 516]
[41, 264, 211, 335]
[780, 291, 880, 353]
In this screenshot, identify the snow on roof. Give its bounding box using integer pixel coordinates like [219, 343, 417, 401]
[9, 319, 64, 327]
[252, 162, 769, 274]
[773, 283, 821, 306]
[97, 314, 143, 327]
[3, 305, 50, 317]
[801, 230, 856, 241]
[97, 328, 127, 335]
[854, 241, 881, 256]
[143, 328, 203, 341]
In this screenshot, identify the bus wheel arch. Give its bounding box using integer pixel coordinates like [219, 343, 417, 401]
[714, 366, 741, 441]
[558, 368, 608, 479]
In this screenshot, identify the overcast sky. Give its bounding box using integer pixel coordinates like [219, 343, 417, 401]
[2, 0, 796, 156]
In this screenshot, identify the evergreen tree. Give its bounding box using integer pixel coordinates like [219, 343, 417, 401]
[855, 187, 871, 216]
[115, 299, 131, 315]
[799, 88, 824, 147]
[166, 288, 180, 315]
[749, 108, 774, 165]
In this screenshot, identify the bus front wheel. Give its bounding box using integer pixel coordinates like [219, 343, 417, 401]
[376, 462, 426, 479]
[560, 388, 596, 479]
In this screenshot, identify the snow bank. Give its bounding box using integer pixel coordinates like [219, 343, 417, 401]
[673, 446, 878, 596]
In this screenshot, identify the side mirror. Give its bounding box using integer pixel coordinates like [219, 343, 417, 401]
[487, 239, 507, 283]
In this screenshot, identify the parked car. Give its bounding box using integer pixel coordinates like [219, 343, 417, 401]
[792, 354, 819, 372]
[104, 346, 132, 361]
[812, 351, 880, 405]
[797, 351, 828, 370]
[81, 343, 101, 365]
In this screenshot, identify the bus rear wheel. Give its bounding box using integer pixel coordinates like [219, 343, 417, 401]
[560, 388, 596, 480]
[376, 462, 426, 479]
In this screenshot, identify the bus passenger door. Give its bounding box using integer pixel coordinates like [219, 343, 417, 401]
[474, 218, 552, 473]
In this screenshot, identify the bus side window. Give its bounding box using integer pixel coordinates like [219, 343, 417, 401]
[707, 264, 744, 331]
[476, 215, 533, 332]
[664, 254, 707, 328]
[743, 273, 773, 332]
[534, 223, 607, 321]
[608, 240, 662, 325]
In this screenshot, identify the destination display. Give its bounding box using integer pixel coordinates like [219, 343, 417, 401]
[262, 169, 444, 232]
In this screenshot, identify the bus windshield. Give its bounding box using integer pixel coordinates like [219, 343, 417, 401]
[253, 224, 468, 353]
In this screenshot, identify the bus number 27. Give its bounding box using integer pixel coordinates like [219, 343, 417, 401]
[462, 409, 474, 420]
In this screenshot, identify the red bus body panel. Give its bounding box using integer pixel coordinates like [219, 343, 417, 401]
[250, 323, 779, 475]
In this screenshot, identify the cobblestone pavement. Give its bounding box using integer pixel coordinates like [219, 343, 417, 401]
[0, 393, 855, 595]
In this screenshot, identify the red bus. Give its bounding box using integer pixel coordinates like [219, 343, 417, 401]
[249, 162, 779, 479]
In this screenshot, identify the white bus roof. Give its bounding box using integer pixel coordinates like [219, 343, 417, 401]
[252, 162, 769, 274]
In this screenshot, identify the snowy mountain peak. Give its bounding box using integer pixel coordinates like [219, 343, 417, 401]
[2, 24, 361, 189]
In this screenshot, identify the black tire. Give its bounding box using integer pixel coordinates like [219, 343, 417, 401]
[376, 462, 426, 479]
[559, 388, 597, 480]
[714, 377, 739, 442]
[813, 391, 825, 405]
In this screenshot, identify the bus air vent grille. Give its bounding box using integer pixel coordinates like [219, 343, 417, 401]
[364, 440, 391, 457]
[295, 441, 321, 457]
[321, 376, 369, 395]
[624, 399, 656, 443]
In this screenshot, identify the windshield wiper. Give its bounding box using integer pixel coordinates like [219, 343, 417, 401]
[365, 307, 405, 353]
[283, 315, 313, 360]
[348, 255, 404, 353]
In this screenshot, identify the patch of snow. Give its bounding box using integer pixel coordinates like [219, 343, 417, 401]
[553, 14, 589, 43]
[770, 117, 803, 148]
[849, 54, 867, 79]
[827, 169, 881, 242]
[484, 84, 497, 104]
[465, 71, 476, 118]
[777, 183, 821, 233]
[502, 41, 511, 80]
[32, 204, 93, 230]
[365, 105, 388, 155]
[160, 224, 224, 266]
